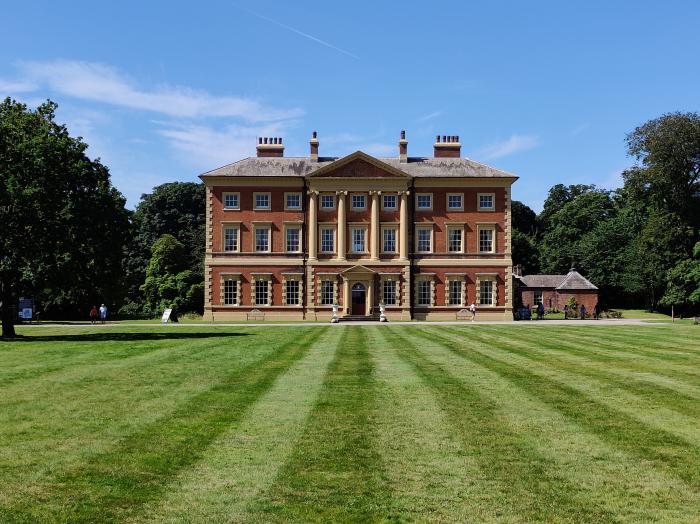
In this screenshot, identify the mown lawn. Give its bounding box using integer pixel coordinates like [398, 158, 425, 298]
[1, 323, 698, 522]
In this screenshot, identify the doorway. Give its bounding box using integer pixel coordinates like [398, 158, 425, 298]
[351, 283, 366, 315]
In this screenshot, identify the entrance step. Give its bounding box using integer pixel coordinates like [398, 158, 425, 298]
[338, 315, 380, 322]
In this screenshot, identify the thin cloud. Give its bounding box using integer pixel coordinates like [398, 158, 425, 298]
[236, 5, 359, 60]
[15, 60, 302, 122]
[415, 110, 443, 123]
[0, 79, 37, 94]
[478, 134, 540, 160]
[571, 123, 589, 136]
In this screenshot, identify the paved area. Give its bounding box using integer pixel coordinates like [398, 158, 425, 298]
[16, 319, 668, 328]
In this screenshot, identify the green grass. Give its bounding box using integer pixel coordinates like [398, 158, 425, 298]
[1, 323, 699, 522]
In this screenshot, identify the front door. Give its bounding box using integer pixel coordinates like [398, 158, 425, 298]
[351, 283, 366, 316]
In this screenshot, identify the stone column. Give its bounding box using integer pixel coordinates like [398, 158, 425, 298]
[337, 191, 346, 261]
[308, 191, 318, 261]
[370, 191, 380, 261]
[399, 191, 409, 261]
[343, 277, 350, 315]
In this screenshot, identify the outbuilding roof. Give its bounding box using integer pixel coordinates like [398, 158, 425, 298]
[199, 153, 517, 179]
[518, 269, 598, 291]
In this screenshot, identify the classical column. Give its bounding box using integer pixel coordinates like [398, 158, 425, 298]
[399, 190, 409, 261]
[308, 190, 318, 261]
[343, 277, 350, 315]
[367, 279, 374, 315]
[370, 191, 380, 261]
[337, 191, 346, 261]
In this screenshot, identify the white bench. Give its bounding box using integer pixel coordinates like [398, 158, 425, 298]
[246, 309, 265, 321]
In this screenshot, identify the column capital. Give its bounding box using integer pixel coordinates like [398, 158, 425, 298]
[335, 190, 347, 196]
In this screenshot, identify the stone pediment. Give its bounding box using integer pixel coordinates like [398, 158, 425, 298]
[341, 264, 376, 277]
[308, 151, 410, 179]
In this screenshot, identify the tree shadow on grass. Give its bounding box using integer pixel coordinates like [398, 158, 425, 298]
[1, 332, 252, 343]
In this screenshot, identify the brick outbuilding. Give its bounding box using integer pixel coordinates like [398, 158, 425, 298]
[514, 268, 598, 313]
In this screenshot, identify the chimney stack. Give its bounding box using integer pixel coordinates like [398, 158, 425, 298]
[256, 136, 284, 157]
[433, 134, 461, 158]
[399, 130, 408, 163]
[310, 131, 319, 161]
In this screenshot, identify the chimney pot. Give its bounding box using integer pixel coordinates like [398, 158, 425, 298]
[434, 133, 461, 158]
[312, 130, 317, 139]
[310, 130, 319, 161]
[399, 130, 408, 163]
[256, 135, 285, 157]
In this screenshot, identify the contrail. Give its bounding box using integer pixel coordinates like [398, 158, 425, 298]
[235, 5, 360, 60]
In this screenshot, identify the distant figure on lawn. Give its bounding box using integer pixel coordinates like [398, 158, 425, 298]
[580, 304, 587, 320]
[469, 302, 476, 322]
[99, 304, 108, 324]
[594, 302, 602, 320]
[537, 302, 545, 320]
[89, 305, 98, 325]
[563, 304, 569, 319]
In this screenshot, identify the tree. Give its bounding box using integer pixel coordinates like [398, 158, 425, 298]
[660, 241, 700, 313]
[512, 230, 540, 274]
[512, 200, 540, 237]
[122, 182, 205, 313]
[625, 112, 700, 230]
[0, 98, 129, 338]
[140, 235, 203, 316]
[539, 184, 595, 230]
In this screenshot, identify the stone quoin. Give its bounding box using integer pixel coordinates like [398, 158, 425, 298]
[200, 131, 518, 321]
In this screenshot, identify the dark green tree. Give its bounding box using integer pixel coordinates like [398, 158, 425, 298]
[140, 234, 203, 316]
[0, 98, 129, 338]
[660, 242, 700, 314]
[512, 200, 540, 237]
[539, 184, 596, 230]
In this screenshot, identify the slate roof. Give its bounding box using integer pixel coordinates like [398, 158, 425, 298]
[199, 154, 516, 179]
[518, 269, 598, 291]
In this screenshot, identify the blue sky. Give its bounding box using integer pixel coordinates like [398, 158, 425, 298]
[2, 1, 699, 211]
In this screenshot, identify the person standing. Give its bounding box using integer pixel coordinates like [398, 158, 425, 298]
[564, 304, 569, 319]
[594, 302, 601, 320]
[580, 304, 586, 320]
[89, 305, 98, 325]
[469, 302, 476, 322]
[537, 301, 545, 320]
[99, 304, 108, 324]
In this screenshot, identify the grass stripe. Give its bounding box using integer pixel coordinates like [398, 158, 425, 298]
[365, 328, 485, 521]
[385, 327, 618, 522]
[400, 326, 700, 521]
[458, 327, 700, 417]
[410, 327, 700, 488]
[135, 327, 343, 522]
[247, 326, 394, 522]
[0, 328, 326, 523]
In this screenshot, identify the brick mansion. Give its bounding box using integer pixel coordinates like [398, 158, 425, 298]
[201, 132, 517, 321]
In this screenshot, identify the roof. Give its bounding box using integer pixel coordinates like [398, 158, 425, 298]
[518, 269, 598, 291]
[199, 153, 517, 179]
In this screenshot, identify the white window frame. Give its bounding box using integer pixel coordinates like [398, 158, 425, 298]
[478, 192, 495, 211]
[416, 193, 433, 210]
[284, 224, 301, 253]
[534, 290, 543, 306]
[446, 225, 464, 253]
[222, 222, 240, 252]
[415, 278, 433, 306]
[284, 192, 302, 210]
[415, 225, 433, 253]
[381, 226, 397, 254]
[477, 275, 497, 306]
[222, 192, 240, 210]
[254, 192, 271, 210]
[282, 274, 303, 306]
[253, 224, 271, 253]
[251, 274, 273, 306]
[382, 279, 397, 306]
[382, 194, 397, 210]
[221, 274, 241, 306]
[477, 224, 496, 253]
[319, 225, 336, 254]
[350, 226, 367, 253]
[320, 279, 336, 305]
[350, 193, 366, 210]
[320, 193, 336, 210]
[447, 279, 463, 306]
[446, 193, 464, 211]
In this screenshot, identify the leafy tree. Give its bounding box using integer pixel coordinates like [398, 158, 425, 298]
[539, 184, 595, 230]
[625, 112, 700, 229]
[660, 241, 700, 313]
[0, 98, 129, 338]
[512, 230, 540, 274]
[122, 182, 205, 313]
[140, 234, 203, 316]
[512, 200, 540, 237]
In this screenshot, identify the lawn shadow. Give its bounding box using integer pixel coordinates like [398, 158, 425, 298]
[2, 332, 252, 343]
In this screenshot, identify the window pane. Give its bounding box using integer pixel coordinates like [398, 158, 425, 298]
[224, 193, 239, 209]
[534, 291, 543, 305]
[224, 227, 238, 251]
[352, 194, 365, 208]
[255, 228, 269, 251]
[321, 228, 334, 252]
[479, 280, 493, 305]
[255, 194, 270, 208]
[417, 194, 431, 209]
[383, 195, 396, 209]
[321, 195, 335, 208]
[448, 228, 462, 252]
[417, 229, 431, 252]
[255, 280, 269, 305]
[286, 228, 300, 252]
[352, 228, 365, 252]
[418, 281, 431, 305]
[383, 228, 396, 252]
[286, 280, 299, 305]
[448, 194, 462, 209]
[223, 279, 237, 305]
[449, 280, 462, 305]
[321, 280, 334, 305]
[286, 194, 301, 209]
[479, 194, 494, 209]
[479, 228, 493, 252]
[383, 280, 397, 305]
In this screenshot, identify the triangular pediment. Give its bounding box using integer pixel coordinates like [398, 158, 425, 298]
[308, 151, 410, 179]
[341, 264, 376, 276]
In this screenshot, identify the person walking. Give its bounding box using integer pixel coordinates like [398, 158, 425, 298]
[580, 304, 586, 320]
[89, 305, 98, 325]
[469, 302, 476, 322]
[564, 304, 569, 319]
[99, 304, 108, 324]
[594, 302, 602, 320]
[537, 301, 545, 320]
